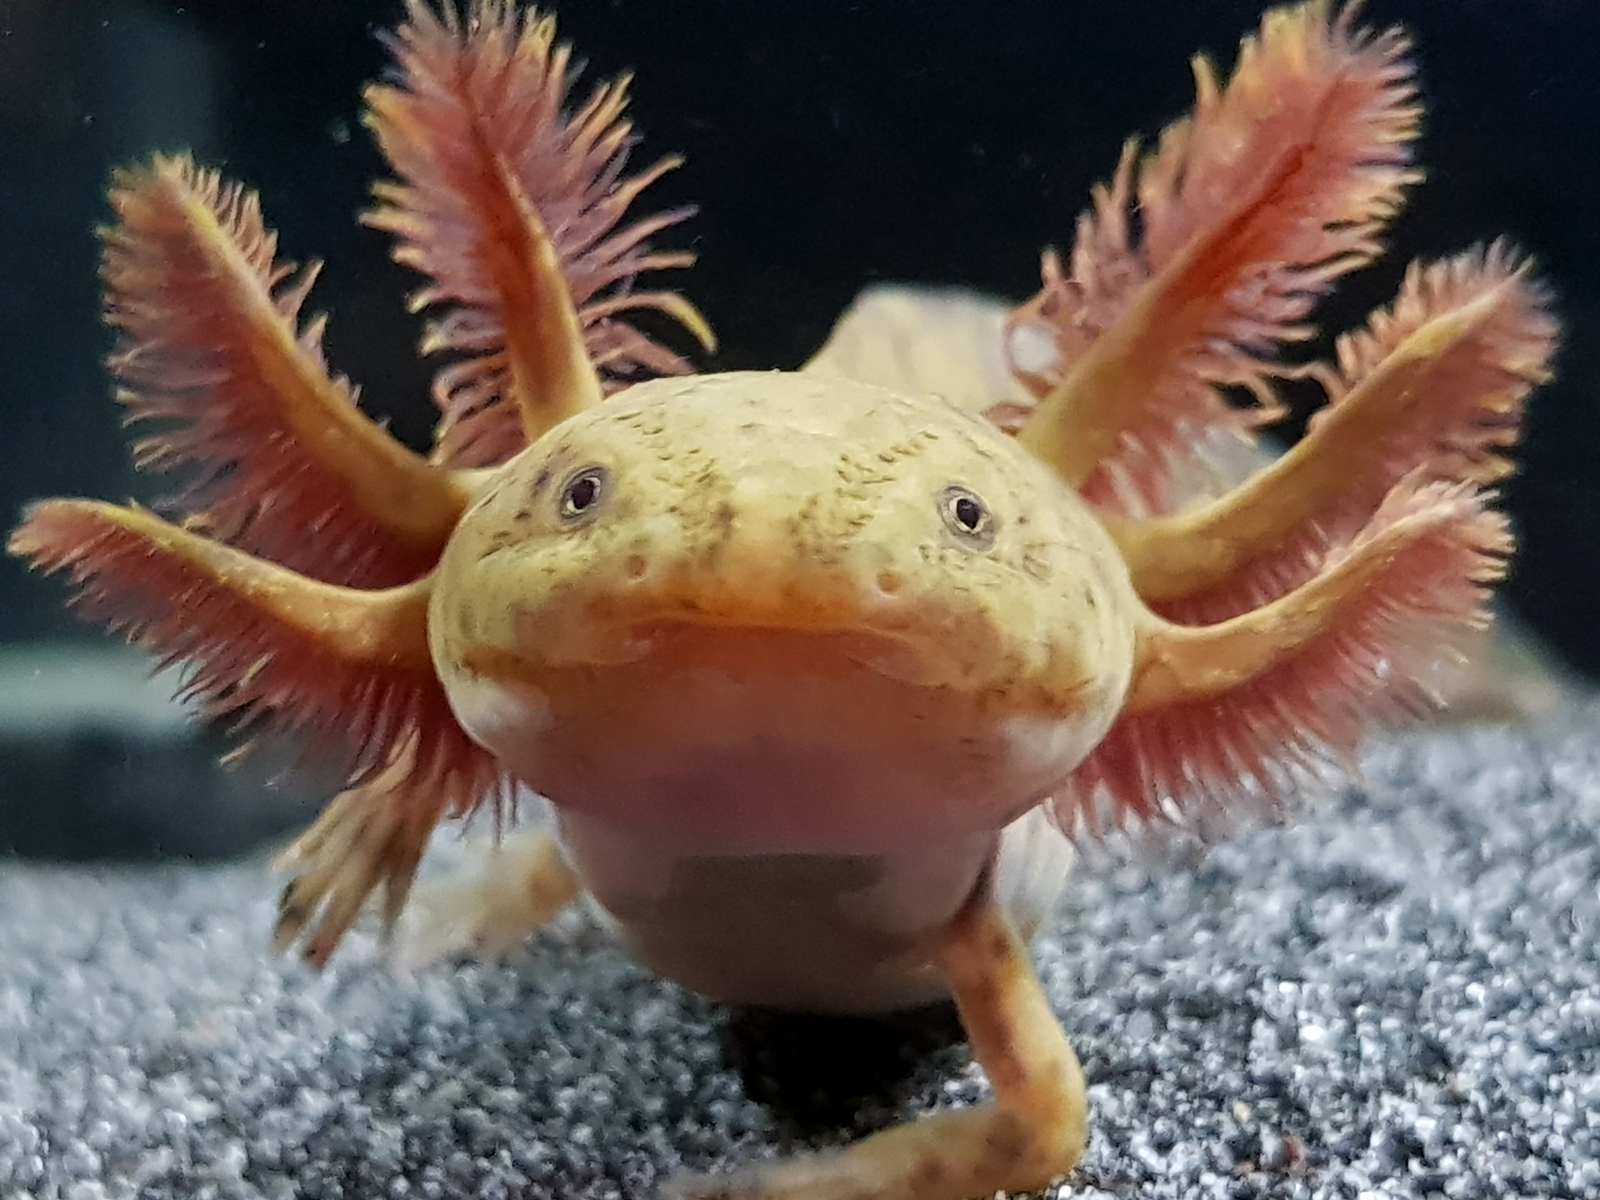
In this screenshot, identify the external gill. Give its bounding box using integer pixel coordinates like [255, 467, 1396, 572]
[1012, 0, 1421, 514]
[7, 497, 508, 966]
[102, 156, 475, 589]
[364, 0, 716, 468]
[1058, 478, 1513, 838]
[1106, 244, 1558, 623]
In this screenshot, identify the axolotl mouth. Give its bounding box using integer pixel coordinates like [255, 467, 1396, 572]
[426, 372, 1139, 856]
[451, 623, 1120, 856]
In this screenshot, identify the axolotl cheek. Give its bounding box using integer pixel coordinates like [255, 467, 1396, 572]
[433, 653, 556, 751]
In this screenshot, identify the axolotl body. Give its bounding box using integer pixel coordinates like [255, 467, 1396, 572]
[429, 370, 1123, 1013]
[8, 1, 1561, 1197]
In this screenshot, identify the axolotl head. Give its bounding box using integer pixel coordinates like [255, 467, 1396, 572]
[428, 371, 1140, 855]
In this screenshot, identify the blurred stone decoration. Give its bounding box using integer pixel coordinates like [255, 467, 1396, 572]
[0, 643, 326, 860]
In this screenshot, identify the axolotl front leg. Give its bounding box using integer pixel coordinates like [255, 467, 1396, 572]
[380, 820, 1090, 1200]
[667, 883, 1088, 1200]
[388, 827, 583, 970]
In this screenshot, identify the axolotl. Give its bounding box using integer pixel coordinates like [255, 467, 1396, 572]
[8, 1, 1559, 1197]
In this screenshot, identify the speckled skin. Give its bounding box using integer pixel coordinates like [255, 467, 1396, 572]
[426, 371, 1134, 1010]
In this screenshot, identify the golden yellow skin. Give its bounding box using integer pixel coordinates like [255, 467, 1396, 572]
[422, 370, 1132, 1010]
[431, 373, 1138, 832]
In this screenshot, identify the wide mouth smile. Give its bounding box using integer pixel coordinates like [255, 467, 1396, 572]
[648, 615, 944, 677]
[469, 614, 950, 691]
[517, 591, 1008, 690]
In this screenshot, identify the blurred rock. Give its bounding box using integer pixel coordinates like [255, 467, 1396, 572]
[0, 643, 326, 861]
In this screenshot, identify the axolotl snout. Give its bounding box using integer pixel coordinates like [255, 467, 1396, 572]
[429, 371, 1129, 1010]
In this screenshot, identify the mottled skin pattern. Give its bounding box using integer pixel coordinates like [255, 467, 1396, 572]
[431, 373, 1136, 848]
[426, 372, 1129, 1016]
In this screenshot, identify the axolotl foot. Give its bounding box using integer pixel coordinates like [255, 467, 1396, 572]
[664, 888, 1088, 1200]
[391, 827, 582, 972]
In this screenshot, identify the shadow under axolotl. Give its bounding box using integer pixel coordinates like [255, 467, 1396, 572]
[718, 1001, 968, 1135]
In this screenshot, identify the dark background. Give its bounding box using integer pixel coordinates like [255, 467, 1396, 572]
[2, 0, 1596, 667]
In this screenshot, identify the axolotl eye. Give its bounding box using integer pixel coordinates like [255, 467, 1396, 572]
[558, 465, 609, 525]
[939, 483, 997, 549]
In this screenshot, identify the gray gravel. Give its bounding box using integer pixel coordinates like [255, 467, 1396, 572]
[3, 704, 1599, 1200]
